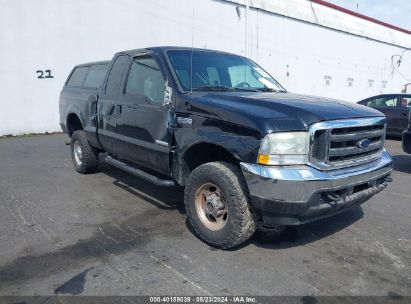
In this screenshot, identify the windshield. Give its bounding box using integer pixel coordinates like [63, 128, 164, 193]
[166, 50, 286, 93]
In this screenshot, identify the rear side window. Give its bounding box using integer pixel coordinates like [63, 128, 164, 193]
[83, 64, 108, 88]
[105, 55, 129, 96]
[66, 66, 89, 87]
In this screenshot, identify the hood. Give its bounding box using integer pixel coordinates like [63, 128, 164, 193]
[179, 91, 384, 133]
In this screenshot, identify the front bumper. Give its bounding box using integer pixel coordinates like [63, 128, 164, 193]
[240, 149, 393, 226]
[403, 129, 411, 154]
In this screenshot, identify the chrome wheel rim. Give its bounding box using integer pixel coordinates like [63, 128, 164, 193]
[195, 183, 228, 231]
[73, 141, 83, 166]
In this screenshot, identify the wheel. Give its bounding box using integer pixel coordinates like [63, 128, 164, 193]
[70, 130, 99, 174]
[184, 162, 257, 249]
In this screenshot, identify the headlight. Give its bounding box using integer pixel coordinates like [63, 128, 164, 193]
[258, 132, 309, 165]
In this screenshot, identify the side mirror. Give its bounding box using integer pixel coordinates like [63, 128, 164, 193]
[163, 81, 173, 106]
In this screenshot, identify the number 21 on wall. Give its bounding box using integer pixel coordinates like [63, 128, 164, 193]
[36, 70, 53, 79]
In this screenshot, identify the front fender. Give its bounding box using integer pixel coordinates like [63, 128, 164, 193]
[175, 115, 262, 164]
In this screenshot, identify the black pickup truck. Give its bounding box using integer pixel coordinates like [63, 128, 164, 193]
[60, 47, 393, 249]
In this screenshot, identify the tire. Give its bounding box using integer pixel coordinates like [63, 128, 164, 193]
[184, 161, 257, 249]
[70, 130, 99, 174]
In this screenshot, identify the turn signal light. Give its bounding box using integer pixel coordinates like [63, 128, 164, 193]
[258, 154, 270, 165]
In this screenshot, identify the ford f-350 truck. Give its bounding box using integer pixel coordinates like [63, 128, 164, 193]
[59, 47, 393, 249]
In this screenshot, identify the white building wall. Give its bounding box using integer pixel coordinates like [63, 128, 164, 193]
[250, 7, 411, 101]
[0, 0, 410, 135]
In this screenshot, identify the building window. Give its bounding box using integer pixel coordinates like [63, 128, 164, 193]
[382, 80, 387, 88]
[368, 79, 374, 88]
[347, 78, 354, 87]
[324, 76, 332, 86]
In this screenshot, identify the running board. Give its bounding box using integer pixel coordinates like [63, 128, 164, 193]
[104, 156, 176, 187]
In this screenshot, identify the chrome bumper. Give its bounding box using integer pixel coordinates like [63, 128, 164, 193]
[240, 149, 393, 225]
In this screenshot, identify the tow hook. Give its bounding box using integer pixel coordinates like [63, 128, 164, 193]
[384, 176, 393, 183]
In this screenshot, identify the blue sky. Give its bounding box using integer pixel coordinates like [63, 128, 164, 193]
[327, 0, 411, 31]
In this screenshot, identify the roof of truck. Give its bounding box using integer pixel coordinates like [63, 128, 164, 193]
[75, 60, 110, 68]
[118, 46, 241, 57]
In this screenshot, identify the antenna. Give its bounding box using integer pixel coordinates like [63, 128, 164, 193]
[245, 0, 249, 57]
[190, 7, 194, 94]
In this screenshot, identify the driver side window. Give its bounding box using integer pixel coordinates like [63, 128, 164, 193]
[124, 56, 165, 104]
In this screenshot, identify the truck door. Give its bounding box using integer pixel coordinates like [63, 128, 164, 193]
[97, 54, 130, 154]
[113, 53, 173, 175]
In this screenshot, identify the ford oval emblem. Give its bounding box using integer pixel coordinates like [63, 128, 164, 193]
[357, 139, 370, 149]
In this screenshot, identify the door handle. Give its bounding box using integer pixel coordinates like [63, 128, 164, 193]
[115, 105, 122, 114]
[90, 114, 97, 123]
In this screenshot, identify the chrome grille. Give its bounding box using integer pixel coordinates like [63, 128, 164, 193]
[309, 117, 386, 170]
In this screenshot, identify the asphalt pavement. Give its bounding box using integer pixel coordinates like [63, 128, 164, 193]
[0, 135, 410, 296]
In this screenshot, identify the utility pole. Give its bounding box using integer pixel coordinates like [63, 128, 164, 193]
[245, 0, 249, 57]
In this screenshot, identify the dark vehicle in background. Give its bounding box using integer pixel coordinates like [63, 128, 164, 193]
[358, 94, 411, 136]
[59, 47, 393, 249]
[403, 110, 411, 154]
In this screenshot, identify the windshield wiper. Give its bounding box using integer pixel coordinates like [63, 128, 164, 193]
[232, 87, 259, 92]
[256, 87, 278, 92]
[192, 85, 234, 91]
[256, 87, 286, 93]
[193, 85, 258, 92]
